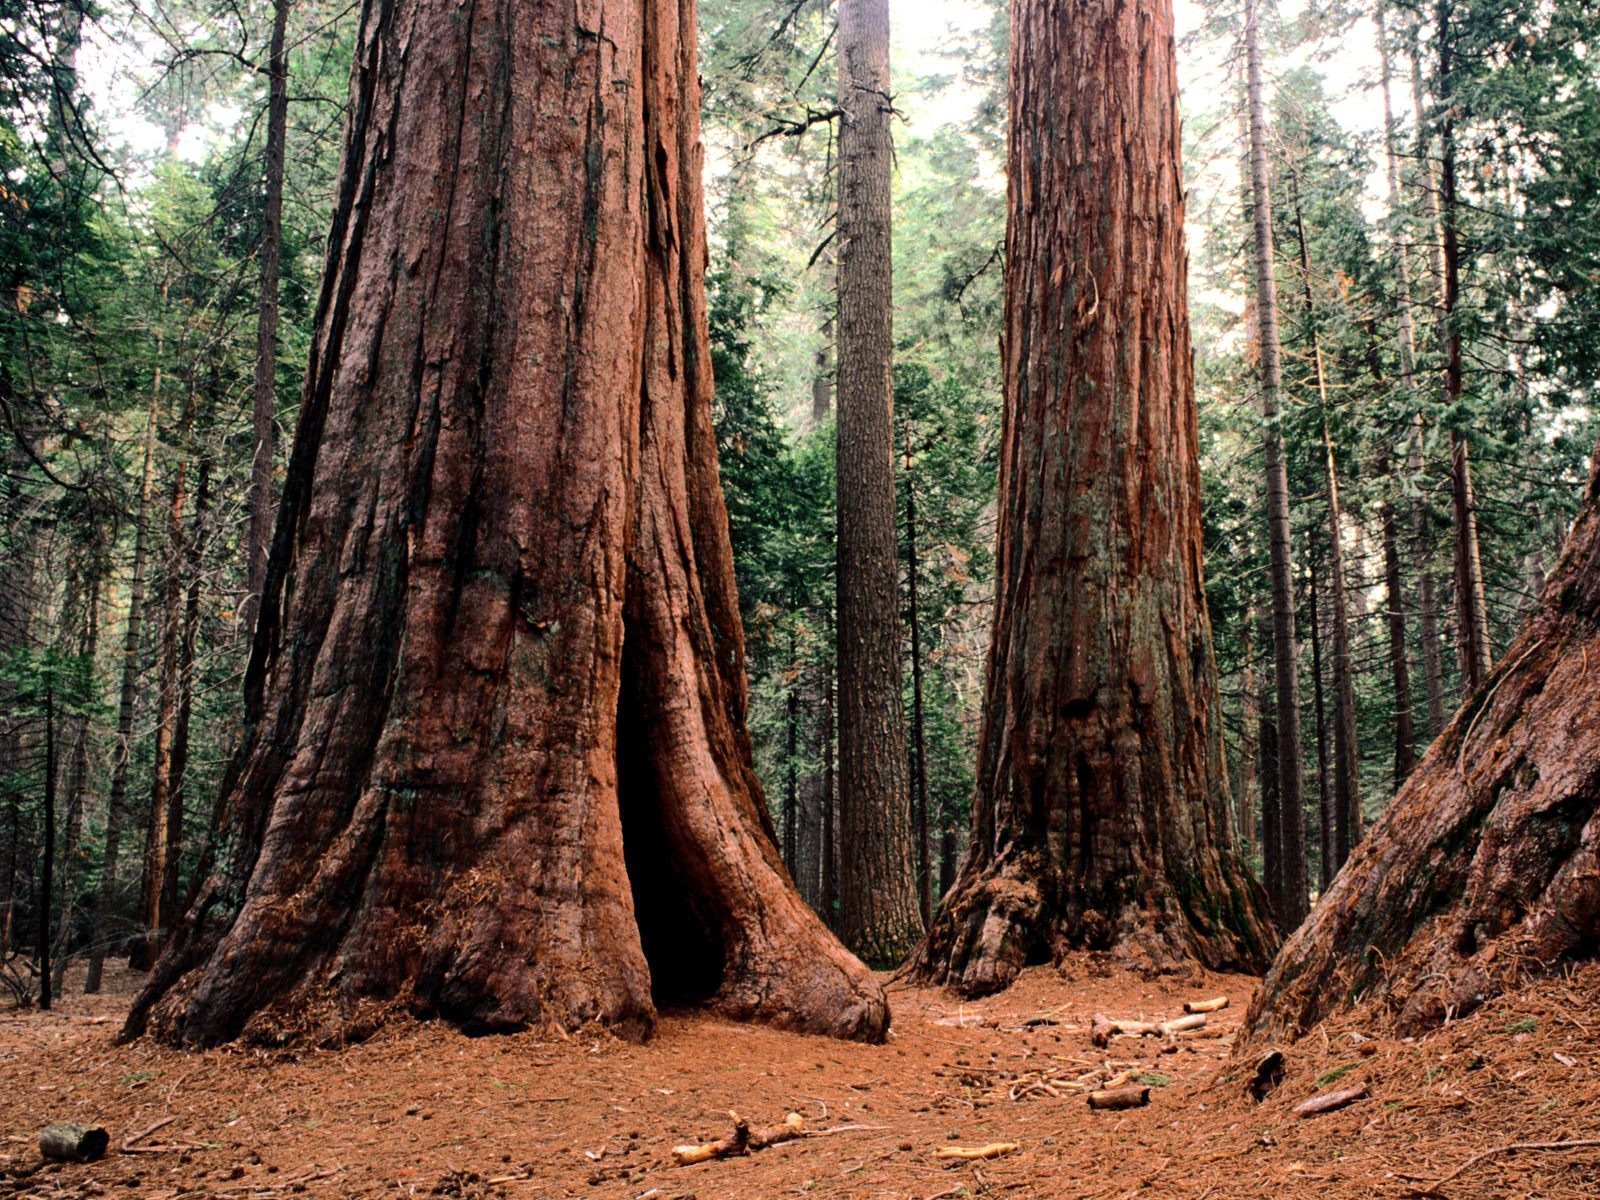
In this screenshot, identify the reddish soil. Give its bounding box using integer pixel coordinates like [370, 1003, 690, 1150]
[1, 957, 1597, 1199]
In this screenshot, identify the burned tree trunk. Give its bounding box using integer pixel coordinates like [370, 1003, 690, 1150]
[906, 0, 1276, 995]
[121, 0, 885, 1049]
[1245, 436, 1600, 1041]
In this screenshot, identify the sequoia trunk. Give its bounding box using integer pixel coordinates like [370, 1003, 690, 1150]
[1244, 430, 1600, 1041]
[121, 0, 885, 1048]
[906, 0, 1276, 995]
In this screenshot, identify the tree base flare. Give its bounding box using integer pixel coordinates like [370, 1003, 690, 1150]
[1243, 457, 1600, 1043]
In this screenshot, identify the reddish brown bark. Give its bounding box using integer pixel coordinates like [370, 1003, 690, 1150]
[1244, 436, 1600, 1042]
[905, 0, 1276, 995]
[120, 0, 884, 1049]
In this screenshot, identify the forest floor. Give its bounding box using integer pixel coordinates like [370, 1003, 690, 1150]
[0, 956, 1597, 1199]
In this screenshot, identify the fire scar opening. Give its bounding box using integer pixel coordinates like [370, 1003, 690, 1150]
[614, 645, 727, 1010]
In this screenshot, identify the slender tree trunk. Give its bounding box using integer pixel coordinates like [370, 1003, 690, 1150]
[909, 0, 1276, 994]
[1375, 4, 1420, 779]
[163, 458, 209, 932]
[86, 361, 161, 994]
[903, 422, 933, 927]
[1236, 615, 1258, 855]
[1428, 6, 1492, 694]
[1289, 187, 1361, 867]
[1245, 427, 1600, 1042]
[1405, 44, 1451, 732]
[53, 570, 100, 994]
[1309, 561, 1334, 892]
[820, 657, 837, 929]
[1378, 443, 1417, 783]
[37, 678, 55, 1010]
[242, 0, 292, 636]
[134, 387, 196, 970]
[834, 0, 920, 966]
[812, 305, 834, 428]
[123, 0, 885, 1049]
[1244, 0, 1308, 929]
[783, 629, 799, 875]
[1257, 610, 1283, 921]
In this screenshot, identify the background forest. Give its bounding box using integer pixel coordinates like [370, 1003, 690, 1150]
[2, 0, 1597, 1002]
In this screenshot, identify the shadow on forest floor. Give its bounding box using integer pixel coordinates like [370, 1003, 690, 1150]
[0, 956, 1596, 1197]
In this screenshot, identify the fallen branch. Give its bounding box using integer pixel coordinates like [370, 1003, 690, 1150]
[1090, 1012, 1205, 1049]
[671, 1111, 804, 1166]
[120, 1115, 179, 1151]
[1088, 1085, 1150, 1111]
[1183, 996, 1229, 1014]
[1292, 1083, 1369, 1118]
[1404, 1139, 1600, 1195]
[934, 1142, 1018, 1161]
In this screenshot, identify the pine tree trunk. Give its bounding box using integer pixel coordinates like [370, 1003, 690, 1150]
[1257, 613, 1283, 919]
[1309, 561, 1334, 892]
[1406, 46, 1451, 733]
[907, 0, 1276, 995]
[1244, 0, 1308, 929]
[812, 307, 834, 427]
[37, 679, 55, 1009]
[120, 0, 885, 1049]
[54, 569, 99, 994]
[783, 630, 800, 875]
[1245, 430, 1600, 1041]
[834, 0, 921, 966]
[162, 458, 209, 935]
[1290, 185, 1362, 870]
[86, 370, 161, 995]
[903, 422, 933, 928]
[133, 390, 196, 970]
[242, 0, 291, 636]
[1378, 445, 1417, 784]
[1236, 615, 1259, 855]
[820, 657, 837, 930]
[1373, 6, 1422, 780]
[1427, 9, 1492, 694]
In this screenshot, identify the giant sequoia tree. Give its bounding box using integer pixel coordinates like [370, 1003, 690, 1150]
[1245, 434, 1600, 1041]
[907, 0, 1276, 995]
[121, 0, 886, 1048]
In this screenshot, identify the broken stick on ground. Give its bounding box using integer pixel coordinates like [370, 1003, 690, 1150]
[1091, 1012, 1206, 1050]
[1293, 1083, 1370, 1118]
[671, 1111, 805, 1166]
[934, 1142, 1019, 1161]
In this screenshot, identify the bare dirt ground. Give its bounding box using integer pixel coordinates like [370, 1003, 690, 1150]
[1, 956, 1597, 1199]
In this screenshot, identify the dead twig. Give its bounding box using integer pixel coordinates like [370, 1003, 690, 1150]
[120, 1114, 179, 1151]
[1404, 1139, 1600, 1195]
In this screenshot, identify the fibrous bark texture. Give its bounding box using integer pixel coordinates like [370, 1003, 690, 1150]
[121, 0, 885, 1049]
[906, 0, 1277, 996]
[834, 0, 922, 966]
[1244, 438, 1600, 1042]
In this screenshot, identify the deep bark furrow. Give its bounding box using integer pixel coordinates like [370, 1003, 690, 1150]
[123, 0, 884, 1049]
[909, 0, 1274, 995]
